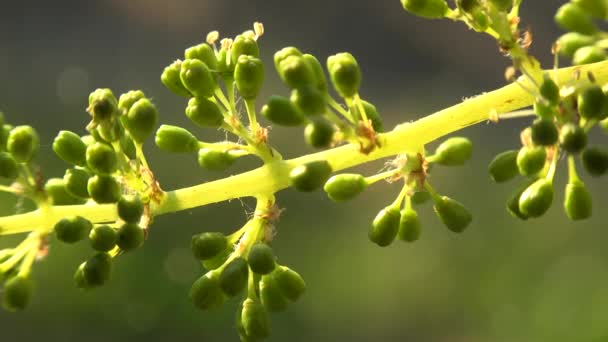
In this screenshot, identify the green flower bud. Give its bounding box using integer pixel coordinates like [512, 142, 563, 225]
[557, 33, 595, 57]
[555, 3, 597, 35]
[88, 88, 118, 122]
[359, 100, 384, 132]
[433, 196, 472, 233]
[274, 47, 303, 72]
[572, 0, 608, 19]
[86, 142, 117, 175]
[117, 194, 144, 224]
[578, 85, 606, 119]
[119, 134, 137, 160]
[219, 257, 249, 296]
[180, 59, 216, 98]
[87, 175, 121, 204]
[260, 274, 288, 312]
[573, 46, 606, 65]
[235, 55, 264, 100]
[278, 55, 316, 89]
[154, 125, 199, 153]
[534, 98, 557, 119]
[89, 225, 118, 252]
[431, 137, 472, 166]
[369, 206, 400, 246]
[519, 178, 553, 218]
[95, 115, 124, 143]
[323, 173, 367, 202]
[185, 97, 224, 128]
[273, 266, 306, 302]
[185, 43, 218, 70]
[539, 76, 560, 106]
[80, 252, 112, 287]
[197, 148, 238, 171]
[564, 180, 592, 220]
[289, 160, 333, 192]
[231, 35, 260, 65]
[531, 118, 558, 146]
[191, 232, 228, 260]
[45, 178, 87, 205]
[303, 54, 328, 91]
[248, 243, 276, 275]
[582, 146, 608, 176]
[260, 95, 306, 126]
[7, 125, 39, 163]
[456, 0, 479, 13]
[54, 216, 93, 244]
[124, 98, 159, 144]
[488, 150, 519, 183]
[240, 298, 271, 339]
[489, 0, 512, 11]
[117, 223, 144, 252]
[327, 52, 361, 98]
[411, 190, 431, 205]
[506, 180, 535, 220]
[161, 60, 192, 97]
[117, 90, 146, 115]
[0, 152, 18, 180]
[53, 130, 87, 166]
[2, 275, 33, 311]
[216, 46, 231, 76]
[401, 0, 449, 18]
[0, 124, 13, 151]
[304, 119, 334, 149]
[559, 123, 587, 154]
[398, 208, 421, 242]
[517, 146, 546, 176]
[64, 168, 91, 199]
[189, 272, 225, 310]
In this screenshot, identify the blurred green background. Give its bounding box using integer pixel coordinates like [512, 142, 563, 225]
[2, 0, 608, 341]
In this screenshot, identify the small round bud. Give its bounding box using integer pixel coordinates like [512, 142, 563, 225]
[555, 3, 597, 35]
[539, 76, 560, 106]
[0, 124, 13, 151]
[180, 59, 217, 98]
[578, 85, 606, 119]
[2, 275, 33, 311]
[557, 33, 595, 57]
[582, 146, 608, 176]
[456, 0, 478, 13]
[304, 119, 334, 149]
[277, 55, 316, 89]
[506, 180, 536, 220]
[240, 298, 271, 339]
[531, 118, 558, 146]
[81, 252, 112, 287]
[215, 46, 231, 76]
[161, 60, 192, 97]
[191, 232, 228, 260]
[517, 146, 546, 176]
[0, 152, 18, 180]
[185, 43, 218, 70]
[559, 123, 587, 154]
[302, 54, 327, 91]
[124, 98, 159, 144]
[248, 243, 276, 275]
[89, 225, 118, 252]
[45, 178, 87, 205]
[431, 137, 473, 166]
[197, 148, 238, 171]
[273, 266, 306, 302]
[534, 98, 557, 119]
[273, 47, 303, 74]
[118, 90, 146, 115]
[369, 206, 400, 246]
[63, 168, 91, 199]
[219, 257, 249, 296]
[401, 0, 449, 18]
[290, 86, 326, 116]
[260, 274, 288, 312]
[488, 150, 519, 183]
[155, 125, 199, 153]
[260, 95, 306, 126]
[7, 125, 39, 163]
[519, 178, 554, 218]
[398, 208, 421, 242]
[186, 97, 224, 128]
[189, 272, 225, 310]
[54, 216, 93, 244]
[53, 130, 87, 166]
[327, 52, 361, 98]
[117, 194, 144, 224]
[289, 160, 333, 192]
[235, 55, 264, 100]
[433, 196, 472, 233]
[117, 223, 145, 252]
[231, 35, 260, 65]
[86, 142, 117, 175]
[564, 180, 592, 220]
[572, 0, 608, 19]
[87, 175, 121, 204]
[573, 46, 606, 65]
[323, 173, 367, 202]
[359, 100, 384, 132]
[88, 88, 118, 122]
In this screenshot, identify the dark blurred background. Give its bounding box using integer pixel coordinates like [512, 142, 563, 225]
[2, 0, 608, 341]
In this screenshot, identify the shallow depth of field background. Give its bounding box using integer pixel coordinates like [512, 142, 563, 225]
[1, 1, 607, 341]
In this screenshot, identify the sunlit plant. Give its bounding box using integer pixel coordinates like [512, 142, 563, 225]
[1, 0, 608, 340]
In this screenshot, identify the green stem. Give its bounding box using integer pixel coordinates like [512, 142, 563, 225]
[567, 155, 580, 183]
